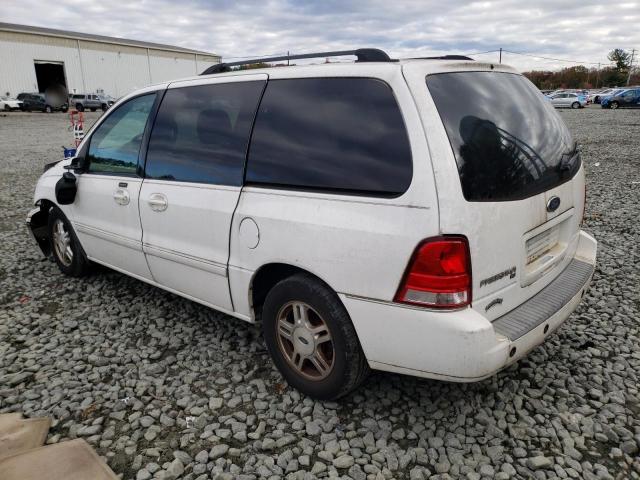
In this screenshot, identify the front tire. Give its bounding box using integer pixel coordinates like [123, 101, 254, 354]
[610, 101, 619, 110]
[47, 207, 90, 277]
[262, 273, 369, 400]
[571, 101, 580, 109]
[45, 105, 52, 113]
[76, 104, 84, 112]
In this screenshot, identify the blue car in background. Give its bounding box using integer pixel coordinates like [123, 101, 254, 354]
[601, 88, 640, 109]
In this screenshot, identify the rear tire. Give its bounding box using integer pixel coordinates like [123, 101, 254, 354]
[45, 105, 52, 113]
[47, 207, 90, 277]
[76, 104, 84, 112]
[262, 273, 369, 400]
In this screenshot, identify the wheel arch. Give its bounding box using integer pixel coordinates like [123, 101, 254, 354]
[28, 198, 57, 257]
[249, 262, 339, 320]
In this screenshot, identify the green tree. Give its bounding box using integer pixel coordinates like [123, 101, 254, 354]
[607, 49, 631, 70]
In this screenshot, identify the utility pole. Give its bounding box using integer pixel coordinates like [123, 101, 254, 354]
[499, 48, 502, 64]
[287, 50, 290, 66]
[595, 63, 601, 88]
[627, 49, 635, 86]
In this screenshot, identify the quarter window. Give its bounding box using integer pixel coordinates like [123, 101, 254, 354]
[87, 94, 156, 175]
[145, 81, 265, 185]
[245, 78, 413, 196]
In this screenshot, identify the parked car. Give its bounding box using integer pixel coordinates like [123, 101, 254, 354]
[601, 88, 640, 109]
[547, 92, 587, 109]
[26, 50, 597, 399]
[0, 96, 22, 111]
[17, 92, 68, 113]
[98, 94, 116, 109]
[590, 88, 622, 104]
[69, 93, 109, 112]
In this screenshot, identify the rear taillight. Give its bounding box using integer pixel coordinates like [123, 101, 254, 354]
[395, 236, 472, 309]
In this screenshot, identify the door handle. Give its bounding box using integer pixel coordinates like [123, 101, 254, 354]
[148, 193, 168, 212]
[113, 188, 130, 206]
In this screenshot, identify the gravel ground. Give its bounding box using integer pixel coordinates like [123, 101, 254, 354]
[0, 107, 639, 480]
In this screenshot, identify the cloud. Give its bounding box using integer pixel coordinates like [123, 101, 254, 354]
[3, 0, 639, 71]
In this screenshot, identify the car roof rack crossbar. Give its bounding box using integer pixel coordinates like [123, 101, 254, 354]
[201, 48, 392, 75]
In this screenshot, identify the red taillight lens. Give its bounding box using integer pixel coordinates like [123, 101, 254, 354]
[395, 236, 472, 309]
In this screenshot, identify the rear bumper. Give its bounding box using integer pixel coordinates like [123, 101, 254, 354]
[341, 230, 597, 382]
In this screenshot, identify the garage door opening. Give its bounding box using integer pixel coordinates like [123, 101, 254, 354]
[34, 61, 68, 107]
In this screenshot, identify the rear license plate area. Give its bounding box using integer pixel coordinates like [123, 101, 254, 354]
[522, 210, 574, 287]
[526, 227, 560, 265]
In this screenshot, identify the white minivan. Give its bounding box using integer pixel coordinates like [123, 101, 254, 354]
[27, 49, 597, 400]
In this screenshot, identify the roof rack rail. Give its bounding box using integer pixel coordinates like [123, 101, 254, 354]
[201, 48, 392, 75]
[421, 55, 474, 61]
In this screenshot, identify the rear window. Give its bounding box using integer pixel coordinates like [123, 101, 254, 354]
[246, 78, 412, 196]
[427, 72, 579, 202]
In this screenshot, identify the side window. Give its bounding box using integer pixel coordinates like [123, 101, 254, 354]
[246, 78, 413, 196]
[145, 81, 265, 186]
[87, 93, 156, 175]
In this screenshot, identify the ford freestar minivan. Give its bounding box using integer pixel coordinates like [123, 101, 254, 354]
[27, 49, 597, 400]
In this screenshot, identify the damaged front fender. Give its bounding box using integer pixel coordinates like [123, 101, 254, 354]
[26, 204, 51, 258]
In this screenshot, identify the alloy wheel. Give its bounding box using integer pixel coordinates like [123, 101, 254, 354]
[52, 219, 73, 267]
[276, 301, 335, 380]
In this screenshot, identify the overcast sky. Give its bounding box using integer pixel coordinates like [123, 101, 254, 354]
[3, 0, 639, 71]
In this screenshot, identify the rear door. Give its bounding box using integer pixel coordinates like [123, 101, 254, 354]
[551, 94, 565, 107]
[139, 74, 266, 312]
[404, 65, 584, 320]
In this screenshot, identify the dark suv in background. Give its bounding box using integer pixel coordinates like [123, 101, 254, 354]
[17, 93, 68, 113]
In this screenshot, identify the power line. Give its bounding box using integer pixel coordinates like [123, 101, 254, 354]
[464, 49, 500, 56]
[502, 49, 606, 66]
[222, 52, 287, 60]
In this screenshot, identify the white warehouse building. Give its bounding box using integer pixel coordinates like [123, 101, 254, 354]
[0, 22, 220, 99]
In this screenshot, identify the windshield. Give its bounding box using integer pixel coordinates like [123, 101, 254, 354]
[427, 71, 579, 202]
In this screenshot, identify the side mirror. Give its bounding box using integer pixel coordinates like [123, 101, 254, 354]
[67, 156, 88, 174]
[55, 171, 78, 205]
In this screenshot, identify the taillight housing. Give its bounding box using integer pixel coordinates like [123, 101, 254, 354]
[395, 236, 472, 309]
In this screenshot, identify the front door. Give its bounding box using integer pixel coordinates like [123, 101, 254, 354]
[72, 92, 158, 280]
[139, 74, 266, 311]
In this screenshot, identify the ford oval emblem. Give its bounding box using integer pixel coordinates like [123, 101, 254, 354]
[547, 196, 561, 212]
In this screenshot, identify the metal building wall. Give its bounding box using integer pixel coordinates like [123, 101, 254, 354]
[0, 31, 83, 96]
[75, 42, 153, 97]
[0, 30, 220, 98]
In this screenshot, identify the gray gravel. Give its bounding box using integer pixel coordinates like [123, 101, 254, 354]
[1, 107, 639, 479]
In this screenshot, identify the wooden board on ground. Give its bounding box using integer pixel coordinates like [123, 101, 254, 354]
[0, 413, 51, 460]
[0, 438, 118, 480]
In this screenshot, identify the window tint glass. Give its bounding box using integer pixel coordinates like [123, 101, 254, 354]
[145, 81, 265, 185]
[87, 94, 156, 175]
[427, 72, 578, 202]
[246, 78, 412, 195]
